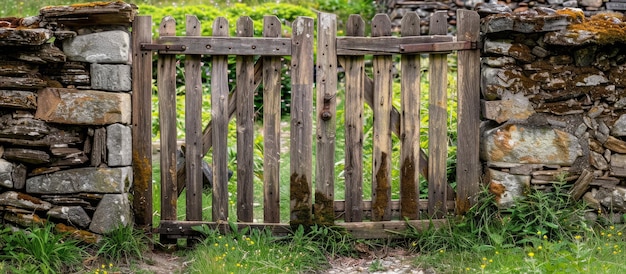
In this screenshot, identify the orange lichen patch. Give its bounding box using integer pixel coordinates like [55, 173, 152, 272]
[567, 12, 626, 44]
[0, 17, 21, 28]
[555, 8, 585, 23]
[55, 223, 101, 244]
[69, 1, 125, 8]
[488, 181, 506, 204]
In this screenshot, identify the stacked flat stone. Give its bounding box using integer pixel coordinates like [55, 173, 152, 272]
[480, 5, 626, 222]
[0, 1, 137, 242]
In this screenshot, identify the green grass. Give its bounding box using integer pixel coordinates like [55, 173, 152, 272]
[0, 223, 86, 273]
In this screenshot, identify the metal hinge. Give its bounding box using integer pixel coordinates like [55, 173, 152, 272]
[140, 43, 187, 52]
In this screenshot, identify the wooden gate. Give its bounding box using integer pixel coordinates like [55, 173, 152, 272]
[131, 10, 480, 241]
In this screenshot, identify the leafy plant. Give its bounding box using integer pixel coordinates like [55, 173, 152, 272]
[96, 224, 149, 265]
[0, 223, 86, 273]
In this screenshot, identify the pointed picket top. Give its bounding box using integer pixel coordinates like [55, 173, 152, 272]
[237, 16, 254, 37]
[401, 12, 421, 37]
[346, 14, 365, 37]
[371, 13, 391, 37]
[457, 9, 480, 42]
[212, 17, 229, 37]
[159, 16, 176, 37]
[429, 11, 448, 35]
[185, 15, 200, 36]
[263, 15, 281, 38]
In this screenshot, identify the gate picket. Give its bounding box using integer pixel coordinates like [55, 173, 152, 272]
[236, 16, 255, 223]
[211, 17, 230, 222]
[184, 15, 203, 222]
[262, 16, 283, 223]
[157, 16, 178, 228]
[399, 12, 421, 220]
[371, 14, 394, 222]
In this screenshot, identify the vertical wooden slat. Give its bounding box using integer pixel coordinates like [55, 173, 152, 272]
[399, 12, 421, 220]
[236, 16, 255, 223]
[157, 17, 178, 225]
[212, 17, 230, 222]
[371, 14, 393, 221]
[185, 15, 203, 221]
[131, 15, 153, 228]
[314, 12, 338, 225]
[262, 16, 282, 223]
[427, 11, 449, 218]
[290, 16, 314, 227]
[455, 10, 481, 215]
[343, 14, 365, 222]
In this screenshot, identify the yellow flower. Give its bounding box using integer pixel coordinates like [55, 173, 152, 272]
[610, 226, 615, 230]
[538, 246, 543, 250]
[618, 232, 623, 236]
[480, 264, 486, 269]
[482, 257, 487, 261]
[495, 251, 499, 254]
[574, 235, 582, 240]
[543, 235, 548, 240]
[608, 234, 613, 237]
[489, 259, 493, 263]
[528, 252, 535, 257]
[537, 231, 542, 235]
[466, 267, 471, 271]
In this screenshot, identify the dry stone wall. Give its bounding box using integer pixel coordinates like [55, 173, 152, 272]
[379, 0, 626, 33]
[480, 6, 626, 223]
[0, 2, 137, 242]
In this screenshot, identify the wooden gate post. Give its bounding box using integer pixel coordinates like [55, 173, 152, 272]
[131, 15, 154, 228]
[455, 10, 481, 215]
[290, 16, 314, 227]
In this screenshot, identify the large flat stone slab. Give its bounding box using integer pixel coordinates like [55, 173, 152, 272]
[25, 167, 132, 194]
[35, 88, 130, 125]
[481, 124, 582, 165]
[0, 28, 52, 46]
[62, 30, 130, 63]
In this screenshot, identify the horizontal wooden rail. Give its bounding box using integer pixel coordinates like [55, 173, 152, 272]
[333, 200, 456, 220]
[144, 37, 292, 55]
[400, 41, 476, 53]
[337, 35, 454, 55]
[157, 219, 448, 239]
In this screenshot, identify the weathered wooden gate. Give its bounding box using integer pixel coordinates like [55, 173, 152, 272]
[131, 9, 481, 241]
